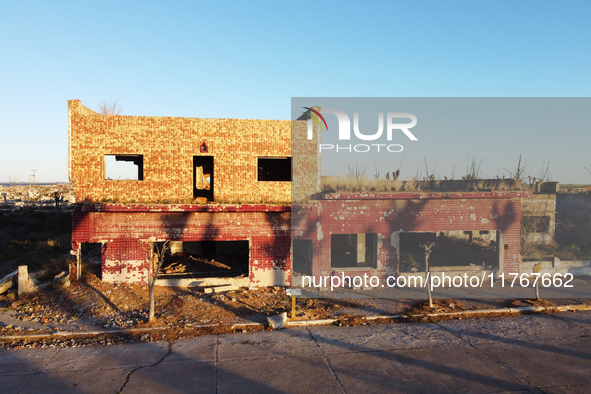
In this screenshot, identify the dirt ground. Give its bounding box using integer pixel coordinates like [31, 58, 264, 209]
[2, 268, 589, 349]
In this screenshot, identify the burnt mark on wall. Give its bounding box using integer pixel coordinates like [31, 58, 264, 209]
[262, 212, 291, 272]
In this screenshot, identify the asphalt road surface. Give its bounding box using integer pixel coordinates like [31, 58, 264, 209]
[2, 311, 591, 393]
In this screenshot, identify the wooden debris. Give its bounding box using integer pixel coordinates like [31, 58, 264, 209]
[162, 262, 187, 274]
[175, 253, 231, 270]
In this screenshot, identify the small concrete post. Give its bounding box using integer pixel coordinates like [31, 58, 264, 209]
[69, 246, 81, 281]
[1, 193, 7, 205]
[17, 265, 34, 296]
[497, 230, 504, 275]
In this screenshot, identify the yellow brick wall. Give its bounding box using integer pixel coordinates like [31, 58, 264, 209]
[68, 100, 303, 204]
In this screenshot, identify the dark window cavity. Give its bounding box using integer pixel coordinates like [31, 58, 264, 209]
[331, 233, 378, 268]
[258, 157, 292, 182]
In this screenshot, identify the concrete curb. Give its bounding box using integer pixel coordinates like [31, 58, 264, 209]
[1, 304, 590, 342]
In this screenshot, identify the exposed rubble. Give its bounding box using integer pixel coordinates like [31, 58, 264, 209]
[0, 184, 75, 212]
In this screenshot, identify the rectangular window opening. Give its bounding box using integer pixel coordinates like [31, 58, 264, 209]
[194, 156, 214, 201]
[105, 155, 144, 180]
[258, 157, 292, 182]
[526, 215, 551, 233]
[156, 240, 248, 279]
[331, 233, 377, 268]
[398, 231, 498, 272]
[293, 239, 313, 276]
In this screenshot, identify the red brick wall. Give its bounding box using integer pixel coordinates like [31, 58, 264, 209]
[72, 204, 291, 284]
[294, 192, 526, 277]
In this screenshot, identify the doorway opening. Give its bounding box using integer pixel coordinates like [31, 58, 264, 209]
[194, 156, 214, 201]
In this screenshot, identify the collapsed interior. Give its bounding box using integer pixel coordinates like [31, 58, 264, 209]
[398, 231, 498, 272]
[156, 240, 249, 279]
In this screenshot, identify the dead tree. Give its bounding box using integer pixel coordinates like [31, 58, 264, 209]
[503, 154, 526, 184]
[140, 238, 170, 322]
[348, 160, 366, 183]
[421, 242, 436, 308]
[464, 155, 484, 180]
[98, 100, 121, 115]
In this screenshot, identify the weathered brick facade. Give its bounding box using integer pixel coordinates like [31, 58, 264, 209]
[68, 100, 293, 204]
[69, 100, 312, 285]
[69, 100, 525, 286]
[72, 204, 291, 285]
[294, 192, 527, 280]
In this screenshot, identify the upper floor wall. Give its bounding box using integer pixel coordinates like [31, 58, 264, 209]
[68, 100, 311, 204]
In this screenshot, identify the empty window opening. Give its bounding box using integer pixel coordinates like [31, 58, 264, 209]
[524, 215, 551, 233]
[156, 240, 248, 279]
[398, 231, 498, 272]
[105, 155, 143, 180]
[258, 157, 292, 181]
[331, 233, 377, 268]
[293, 239, 313, 276]
[194, 156, 214, 201]
[81, 242, 103, 280]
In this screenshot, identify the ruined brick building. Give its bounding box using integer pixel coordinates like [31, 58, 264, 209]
[68, 100, 319, 287]
[292, 186, 528, 284]
[69, 100, 526, 287]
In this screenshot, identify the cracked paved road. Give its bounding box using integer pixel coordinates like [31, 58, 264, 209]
[2, 311, 591, 393]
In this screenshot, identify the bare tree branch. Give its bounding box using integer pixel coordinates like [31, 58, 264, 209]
[98, 100, 121, 115]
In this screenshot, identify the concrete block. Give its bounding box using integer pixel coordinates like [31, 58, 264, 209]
[267, 312, 287, 330]
[17, 266, 37, 296]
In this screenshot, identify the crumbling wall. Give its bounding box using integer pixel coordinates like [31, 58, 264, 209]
[522, 193, 556, 245]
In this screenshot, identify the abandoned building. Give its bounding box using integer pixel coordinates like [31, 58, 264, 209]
[292, 184, 529, 284]
[69, 100, 528, 287]
[68, 100, 321, 287]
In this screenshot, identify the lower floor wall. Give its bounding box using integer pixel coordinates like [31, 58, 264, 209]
[72, 204, 292, 286]
[72, 198, 523, 286]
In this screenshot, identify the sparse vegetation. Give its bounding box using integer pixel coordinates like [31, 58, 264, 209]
[521, 242, 591, 261]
